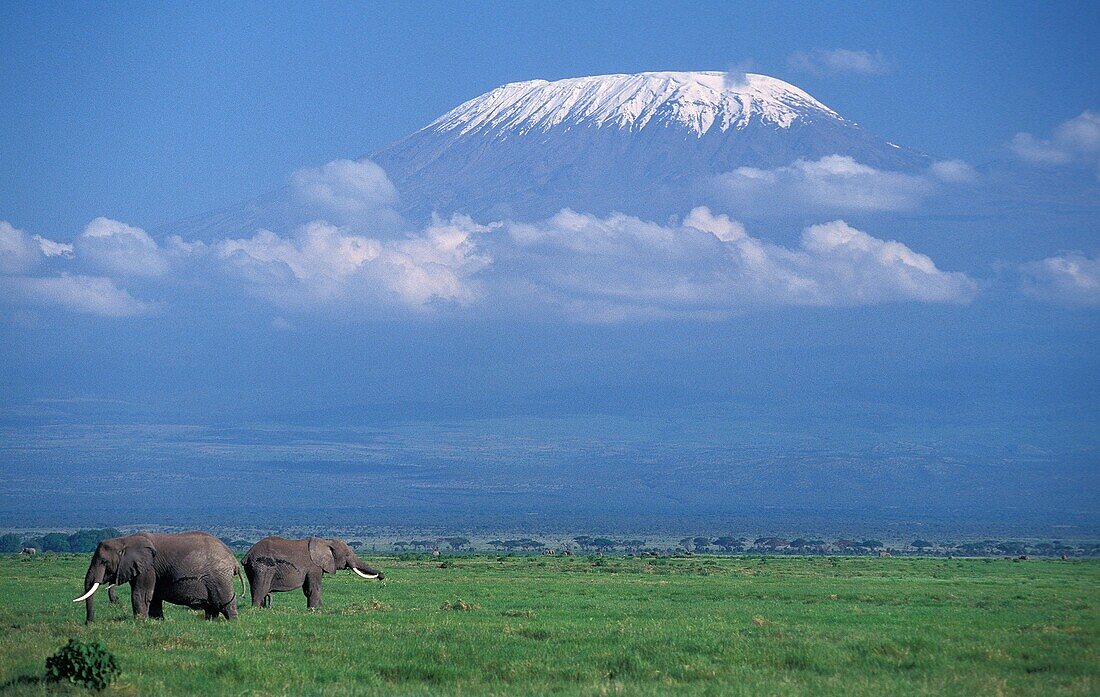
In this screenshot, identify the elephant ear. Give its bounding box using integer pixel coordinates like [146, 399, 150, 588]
[327, 539, 352, 568]
[308, 538, 336, 574]
[117, 538, 156, 583]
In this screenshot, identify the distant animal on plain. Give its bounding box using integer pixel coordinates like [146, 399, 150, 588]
[1061, 553, 1069, 561]
[879, 551, 892, 558]
[73, 531, 243, 623]
[242, 537, 384, 609]
[432, 549, 441, 557]
[20, 547, 35, 555]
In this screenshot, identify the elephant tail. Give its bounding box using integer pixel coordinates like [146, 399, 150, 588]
[235, 562, 248, 600]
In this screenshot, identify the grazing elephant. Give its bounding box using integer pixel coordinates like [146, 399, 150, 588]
[242, 537, 383, 609]
[72, 532, 244, 623]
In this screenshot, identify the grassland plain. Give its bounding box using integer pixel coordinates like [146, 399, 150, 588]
[0, 554, 1096, 696]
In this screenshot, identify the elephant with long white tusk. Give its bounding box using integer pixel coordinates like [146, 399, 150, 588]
[73, 532, 244, 623]
[242, 537, 384, 609]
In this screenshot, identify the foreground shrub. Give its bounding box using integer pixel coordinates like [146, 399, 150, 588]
[45, 639, 120, 691]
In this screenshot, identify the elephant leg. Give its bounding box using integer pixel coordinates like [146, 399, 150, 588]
[107, 586, 119, 604]
[221, 595, 238, 621]
[149, 597, 165, 620]
[303, 571, 323, 610]
[131, 587, 152, 619]
[249, 571, 272, 608]
[204, 608, 218, 620]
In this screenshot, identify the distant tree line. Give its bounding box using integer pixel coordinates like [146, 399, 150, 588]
[5, 530, 1097, 559]
[380, 535, 1098, 557]
[0, 528, 122, 553]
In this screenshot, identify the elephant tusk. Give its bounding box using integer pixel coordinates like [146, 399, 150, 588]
[73, 582, 100, 602]
[352, 568, 379, 580]
[106, 583, 115, 590]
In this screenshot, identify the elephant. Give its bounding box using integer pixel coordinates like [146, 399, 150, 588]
[72, 532, 244, 623]
[242, 537, 384, 609]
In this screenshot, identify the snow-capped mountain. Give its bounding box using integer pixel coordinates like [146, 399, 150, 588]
[372, 71, 927, 220]
[426, 72, 840, 136]
[160, 71, 928, 237]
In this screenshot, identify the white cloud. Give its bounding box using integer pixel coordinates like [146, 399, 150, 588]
[496, 207, 975, 320]
[0, 220, 155, 317]
[290, 159, 398, 215]
[1020, 252, 1100, 305]
[723, 61, 755, 91]
[0, 221, 44, 274]
[0, 273, 152, 317]
[1011, 111, 1100, 175]
[215, 217, 491, 311]
[797, 220, 975, 304]
[788, 49, 892, 76]
[709, 155, 970, 214]
[76, 217, 168, 277]
[928, 159, 978, 184]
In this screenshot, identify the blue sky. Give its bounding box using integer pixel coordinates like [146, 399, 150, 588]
[0, 2, 1097, 530]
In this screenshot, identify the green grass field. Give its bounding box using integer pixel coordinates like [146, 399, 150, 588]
[0, 554, 1096, 696]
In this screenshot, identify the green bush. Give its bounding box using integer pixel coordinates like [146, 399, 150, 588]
[45, 639, 120, 691]
[0, 533, 21, 553]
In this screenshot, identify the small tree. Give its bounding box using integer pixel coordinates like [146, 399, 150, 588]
[0, 533, 21, 553]
[67, 529, 122, 553]
[39, 533, 72, 553]
[712, 537, 743, 553]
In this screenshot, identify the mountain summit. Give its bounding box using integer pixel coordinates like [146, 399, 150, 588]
[164, 71, 929, 237]
[425, 72, 841, 137]
[372, 71, 927, 220]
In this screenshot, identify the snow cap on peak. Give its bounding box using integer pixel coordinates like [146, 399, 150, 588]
[429, 71, 840, 137]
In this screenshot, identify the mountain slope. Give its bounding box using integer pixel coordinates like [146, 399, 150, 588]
[371, 71, 928, 220]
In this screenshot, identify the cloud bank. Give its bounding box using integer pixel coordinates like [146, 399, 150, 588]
[1020, 252, 1100, 305]
[499, 208, 975, 320]
[709, 155, 975, 214]
[0, 221, 151, 317]
[1, 158, 979, 321]
[1011, 111, 1100, 176]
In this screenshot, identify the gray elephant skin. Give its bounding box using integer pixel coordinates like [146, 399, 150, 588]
[242, 537, 384, 609]
[74, 532, 244, 623]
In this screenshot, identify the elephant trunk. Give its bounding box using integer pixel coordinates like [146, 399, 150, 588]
[81, 566, 105, 624]
[236, 564, 247, 598]
[352, 560, 384, 580]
